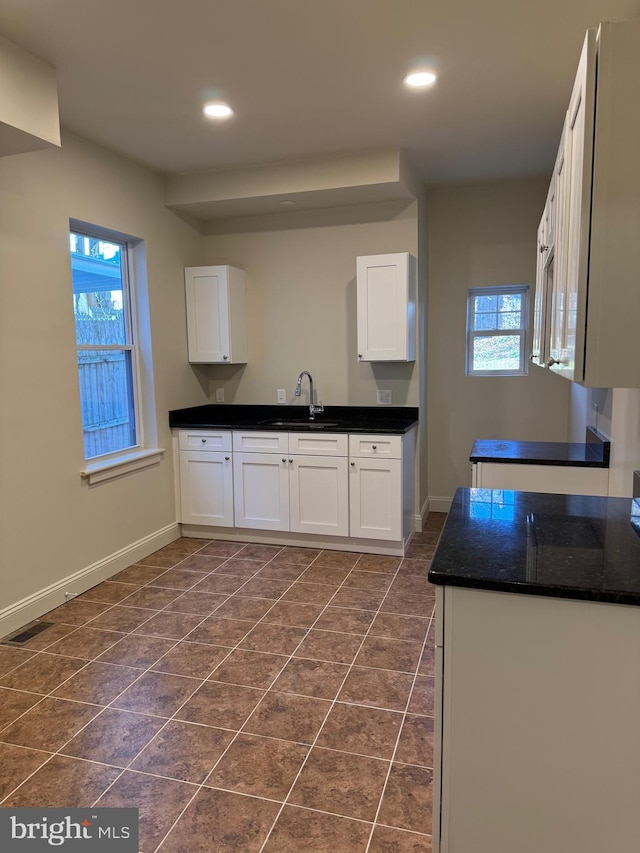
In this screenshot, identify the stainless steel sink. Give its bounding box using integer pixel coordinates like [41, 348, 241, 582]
[258, 419, 340, 429]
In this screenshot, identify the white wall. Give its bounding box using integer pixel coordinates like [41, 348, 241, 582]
[426, 179, 572, 503]
[0, 132, 205, 631]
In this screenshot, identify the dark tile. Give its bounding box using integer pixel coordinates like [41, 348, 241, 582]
[0, 743, 52, 800]
[390, 576, 436, 598]
[330, 587, 387, 611]
[342, 571, 394, 591]
[0, 688, 42, 729]
[279, 582, 336, 606]
[78, 581, 142, 604]
[163, 590, 228, 616]
[132, 554, 180, 570]
[316, 702, 403, 759]
[61, 707, 164, 767]
[152, 568, 210, 589]
[0, 647, 35, 677]
[395, 714, 434, 768]
[210, 649, 287, 689]
[314, 550, 360, 569]
[161, 787, 279, 853]
[44, 599, 110, 626]
[199, 540, 247, 558]
[289, 747, 388, 821]
[300, 565, 351, 585]
[356, 554, 402, 574]
[4, 754, 120, 807]
[243, 692, 330, 744]
[11, 623, 76, 651]
[370, 613, 430, 643]
[381, 593, 435, 619]
[398, 559, 431, 577]
[192, 574, 247, 595]
[176, 681, 264, 729]
[378, 764, 433, 834]
[338, 667, 414, 712]
[111, 671, 200, 717]
[369, 826, 432, 852]
[206, 733, 308, 799]
[88, 605, 158, 632]
[262, 600, 324, 628]
[214, 558, 267, 577]
[133, 610, 203, 640]
[424, 512, 447, 530]
[354, 637, 422, 673]
[46, 627, 125, 659]
[272, 658, 348, 700]
[277, 547, 321, 566]
[111, 564, 166, 584]
[313, 606, 375, 634]
[408, 676, 435, 716]
[131, 720, 234, 783]
[52, 661, 141, 705]
[256, 563, 308, 582]
[151, 641, 230, 679]
[212, 595, 275, 621]
[404, 543, 435, 561]
[118, 585, 181, 610]
[0, 653, 87, 694]
[1, 697, 100, 751]
[293, 630, 362, 664]
[186, 616, 253, 647]
[418, 643, 435, 677]
[96, 634, 175, 669]
[95, 770, 195, 852]
[161, 538, 211, 555]
[237, 543, 283, 561]
[236, 577, 292, 599]
[239, 623, 307, 655]
[262, 805, 371, 852]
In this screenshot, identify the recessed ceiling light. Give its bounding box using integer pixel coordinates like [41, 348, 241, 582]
[203, 102, 234, 119]
[404, 71, 437, 88]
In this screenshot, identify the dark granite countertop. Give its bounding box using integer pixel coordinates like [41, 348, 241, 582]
[428, 488, 640, 605]
[169, 404, 419, 434]
[470, 426, 610, 468]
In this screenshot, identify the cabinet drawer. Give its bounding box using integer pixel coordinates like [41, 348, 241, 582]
[233, 431, 288, 453]
[179, 430, 232, 452]
[288, 432, 348, 457]
[349, 434, 401, 459]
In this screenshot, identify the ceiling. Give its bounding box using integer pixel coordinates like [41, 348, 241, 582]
[1, 0, 639, 193]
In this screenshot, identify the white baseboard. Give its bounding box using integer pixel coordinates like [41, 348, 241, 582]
[0, 523, 181, 639]
[428, 496, 453, 513]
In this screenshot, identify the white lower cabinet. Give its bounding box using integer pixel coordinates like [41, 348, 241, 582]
[178, 431, 234, 526]
[233, 452, 290, 531]
[471, 461, 609, 496]
[290, 455, 349, 536]
[349, 457, 402, 540]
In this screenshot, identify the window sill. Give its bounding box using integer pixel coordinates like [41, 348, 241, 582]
[80, 448, 165, 484]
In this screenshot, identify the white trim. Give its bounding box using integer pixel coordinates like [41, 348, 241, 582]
[428, 496, 453, 513]
[0, 522, 180, 638]
[81, 448, 164, 484]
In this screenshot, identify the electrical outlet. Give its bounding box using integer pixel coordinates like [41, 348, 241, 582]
[215, 388, 224, 403]
[277, 388, 287, 405]
[377, 389, 392, 405]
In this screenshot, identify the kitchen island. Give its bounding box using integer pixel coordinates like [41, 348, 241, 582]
[428, 488, 640, 853]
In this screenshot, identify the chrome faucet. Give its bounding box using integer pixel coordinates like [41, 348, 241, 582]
[294, 371, 324, 420]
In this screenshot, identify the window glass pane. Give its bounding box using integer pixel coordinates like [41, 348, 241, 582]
[78, 349, 137, 458]
[498, 311, 521, 330]
[475, 295, 496, 313]
[474, 312, 497, 331]
[70, 234, 126, 345]
[473, 335, 521, 371]
[498, 293, 521, 312]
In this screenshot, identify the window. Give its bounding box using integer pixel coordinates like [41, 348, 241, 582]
[466, 285, 529, 376]
[69, 226, 140, 460]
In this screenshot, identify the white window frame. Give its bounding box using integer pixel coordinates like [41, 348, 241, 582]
[466, 285, 529, 377]
[70, 219, 163, 483]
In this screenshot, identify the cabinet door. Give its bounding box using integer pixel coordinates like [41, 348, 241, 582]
[356, 253, 415, 362]
[349, 457, 402, 541]
[233, 452, 289, 531]
[185, 267, 230, 363]
[289, 455, 349, 536]
[179, 451, 233, 526]
[531, 214, 549, 367]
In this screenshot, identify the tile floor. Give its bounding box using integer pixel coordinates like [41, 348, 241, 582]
[0, 514, 445, 852]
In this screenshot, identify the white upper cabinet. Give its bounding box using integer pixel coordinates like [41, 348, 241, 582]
[184, 265, 247, 364]
[356, 252, 416, 362]
[534, 21, 640, 387]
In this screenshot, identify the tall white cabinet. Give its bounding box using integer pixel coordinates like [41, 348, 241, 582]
[184, 265, 247, 364]
[356, 252, 416, 362]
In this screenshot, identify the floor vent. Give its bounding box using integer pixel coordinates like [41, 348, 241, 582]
[1, 622, 56, 646]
